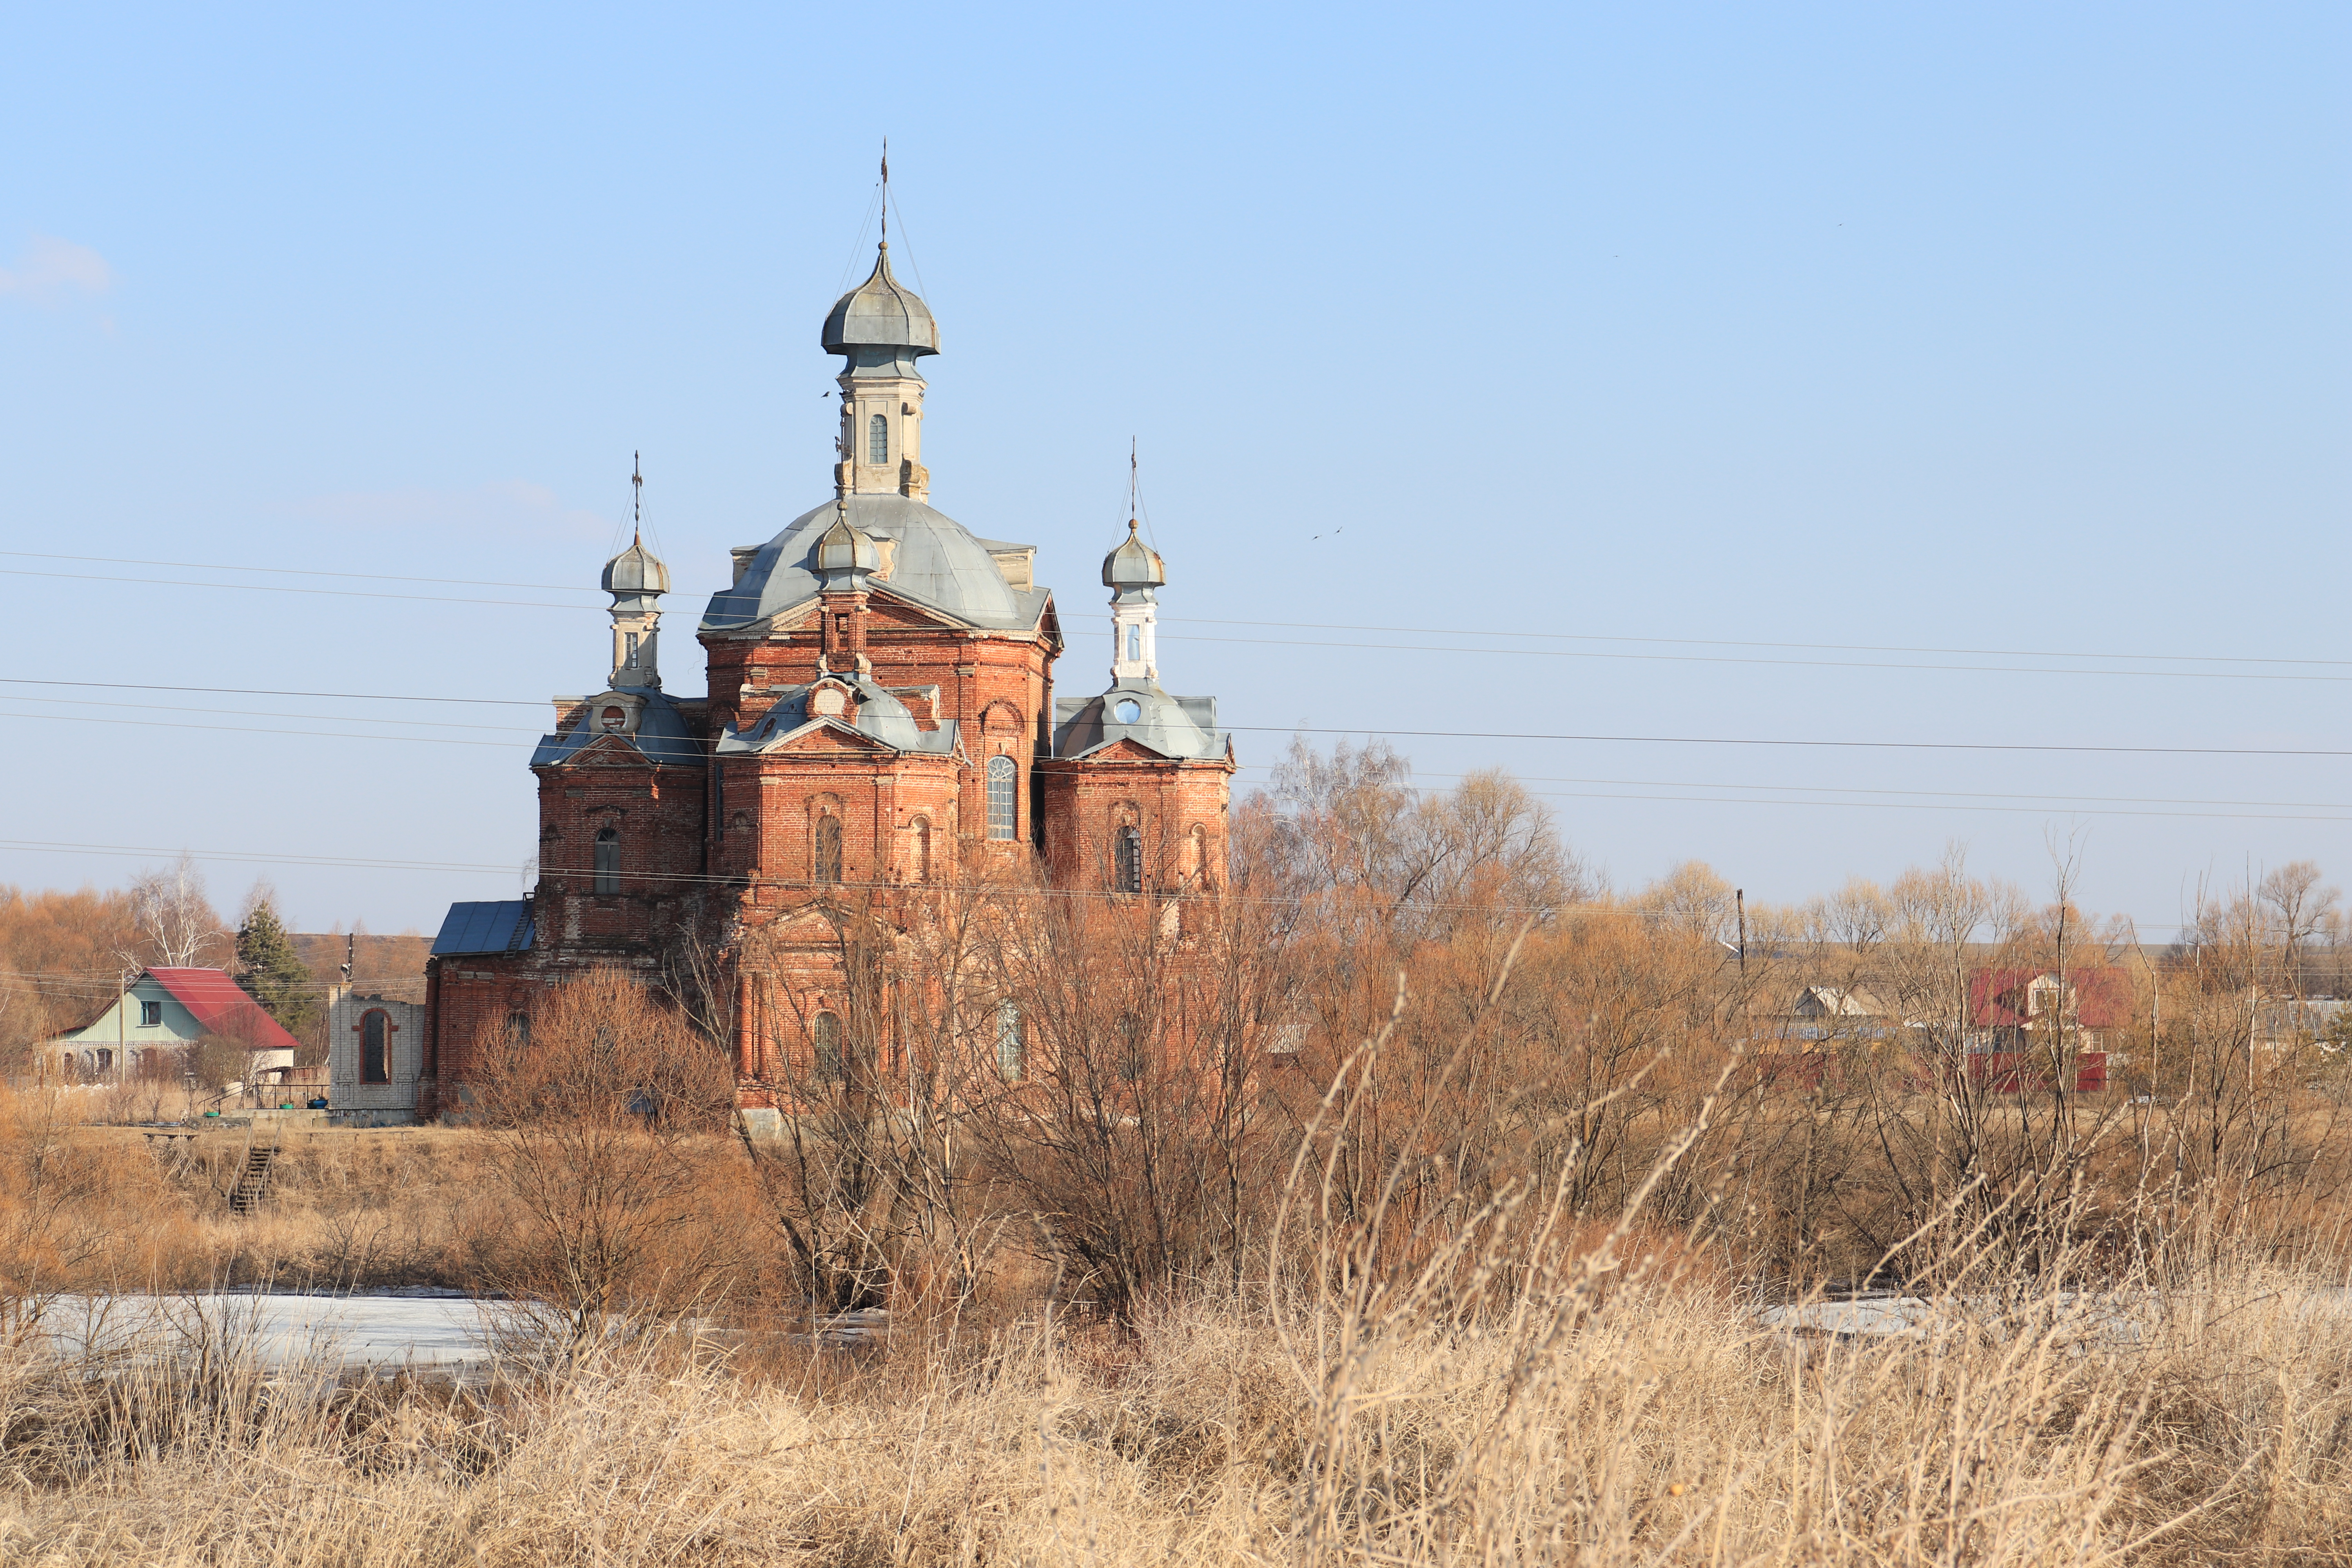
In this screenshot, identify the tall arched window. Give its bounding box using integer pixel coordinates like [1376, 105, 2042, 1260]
[986, 755, 1017, 840]
[1125, 624, 1141, 662]
[593, 826, 620, 893]
[912, 817, 932, 882]
[1117, 1011, 1146, 1082]
[812, 1010, 843, 1083]
[1115, 826, 1143, 894]
[996, 1000, 1025, 1081]
[868, 413, 888, 464]
[814, 815, 843, 883]
[360, 1009, 390, 1084]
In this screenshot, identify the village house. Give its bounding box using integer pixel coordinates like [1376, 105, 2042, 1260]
[37, 967, 299, 1085]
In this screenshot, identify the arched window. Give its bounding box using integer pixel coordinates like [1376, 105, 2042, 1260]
[507, 1011, 530, 1047]
[623, 632, 639, 668]
[360, 1009, 390, 1084]
[868, 413, 888, 464]
[593, 826, 620, 894]
[812, 1011, 844, 1082]
[814, 814, 843, 884]
[1115, 826, 1143, 894]
[1118, 1012, 1146, 1082]
[996, 1000, 1025, 1081]
[1125, 624, 1141, 662]
[986, 755, 1017, 840]
[1189, 825, 1210, 882]
[912, 817, 932, 882]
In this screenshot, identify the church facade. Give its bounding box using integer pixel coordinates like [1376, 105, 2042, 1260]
[414, 241, 1234, 1120]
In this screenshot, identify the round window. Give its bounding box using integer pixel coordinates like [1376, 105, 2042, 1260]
[601, 706, 626, 730]
[1113, 699, 1142, 724]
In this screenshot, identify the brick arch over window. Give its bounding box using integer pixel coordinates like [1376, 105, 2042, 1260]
[977, 701, 1024, 736]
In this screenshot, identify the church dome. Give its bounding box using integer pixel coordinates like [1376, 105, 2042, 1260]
[822, 243, 939, 357]
[1102, 522, 1164, 590]
[601, 538, 670, 595]
[702, 494, 1038, 632]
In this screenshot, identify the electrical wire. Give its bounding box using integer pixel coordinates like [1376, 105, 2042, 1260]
[1227, 724, 2352, 760]
[5, 567, 595, 612]
[1403, 771, 2352, 813]
[3, 677, 2345, 760]
[0, 550, 602, 594]
[13, 546, 2350, 678]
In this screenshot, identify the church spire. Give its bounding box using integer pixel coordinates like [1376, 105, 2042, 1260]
[1102, 516, 1166, 684]
[601, 452, 670, 688]
[822, 170, 938, 504]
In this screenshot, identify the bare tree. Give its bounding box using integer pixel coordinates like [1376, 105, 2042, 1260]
[470, 966, 742, 1356]
[126, 853, 225, 970]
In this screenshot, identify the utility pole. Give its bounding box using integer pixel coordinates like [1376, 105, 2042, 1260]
[1736, 889, 1746, 977]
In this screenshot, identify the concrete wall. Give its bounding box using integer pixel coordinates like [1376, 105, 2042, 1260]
[327, 987, 425, 1122]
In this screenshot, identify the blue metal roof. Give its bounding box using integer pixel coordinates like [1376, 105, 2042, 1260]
[432, 900, 535, 957]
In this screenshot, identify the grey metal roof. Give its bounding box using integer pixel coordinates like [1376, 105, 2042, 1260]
[1052, 679, 1229, 762]
[702, 494, 1047, 633]
[717, 677, 960, 758]
[601, 538, 670, 595]
[432, 900, 535, 957]
[531, 688, 707, 768]
[821, 243, 938, 356]
[1102, 523, 1165, 589]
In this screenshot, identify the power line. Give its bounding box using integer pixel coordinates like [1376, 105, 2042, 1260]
[1404, 771, 2352, 813]
[1119, 613, 2352, 671]
[0, 708, 521, 748]
[2, 691, 539, 734]
[0, 697, 2331, 817]
[0, 550, 604, 594]
[5, 677, 2346, 760]
[1232, 724, 2352, 760]
[1140, 629, 2352, 684]
[6, 567, 596, 612]
[17, 546, 2350, 680]
[0, 836, 2224, 933]
[0, 678, 547, 708]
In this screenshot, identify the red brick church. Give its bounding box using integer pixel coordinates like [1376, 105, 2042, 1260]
[418, 240, 1234, 1120]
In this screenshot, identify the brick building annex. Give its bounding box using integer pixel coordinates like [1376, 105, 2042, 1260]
[416, 240, 1234, 1120]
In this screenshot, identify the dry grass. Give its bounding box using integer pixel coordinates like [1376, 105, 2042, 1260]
[0, 1264, 2347, 1565]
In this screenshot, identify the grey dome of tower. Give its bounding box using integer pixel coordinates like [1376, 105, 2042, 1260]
[1102, 524, 1165, 589]
[601, 539, 670, 597]
[821, 243, 938, 356]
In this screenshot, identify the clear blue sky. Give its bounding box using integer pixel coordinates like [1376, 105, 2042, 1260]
[3, 3, 2345, 937]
